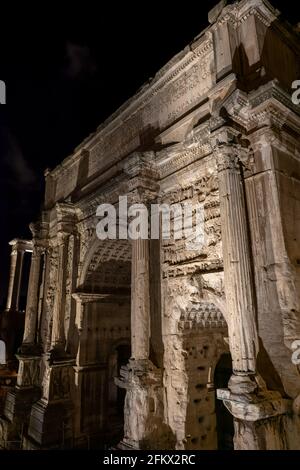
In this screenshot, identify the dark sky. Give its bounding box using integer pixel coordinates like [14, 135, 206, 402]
[0, 0, 299, 305]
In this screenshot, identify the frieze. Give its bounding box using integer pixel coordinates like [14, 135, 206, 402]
[163, 259, 223, 278]
[158, 142, 212, 179]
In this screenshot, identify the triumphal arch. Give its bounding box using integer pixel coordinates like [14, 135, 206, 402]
[1, 0, 300, 450]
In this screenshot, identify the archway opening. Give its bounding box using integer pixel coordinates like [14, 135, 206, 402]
[214, 353, 234, 450]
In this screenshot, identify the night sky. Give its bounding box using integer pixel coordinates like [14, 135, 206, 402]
[0, 0, 299, 306]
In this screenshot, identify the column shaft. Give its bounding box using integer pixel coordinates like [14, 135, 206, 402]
[217, 149, 259, 374]
[131, 238, 150, 360]
[23, 248, 42, 345]
[6, 250, 18, 311]
[6, 249, 24, 311]
[51, 235, 69, 351]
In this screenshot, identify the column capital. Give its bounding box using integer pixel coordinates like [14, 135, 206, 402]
[32, 245, 46, 258]
[216, 152, 241, 173]
[8, 238, 33, 254]
[211, 129, 253, 175]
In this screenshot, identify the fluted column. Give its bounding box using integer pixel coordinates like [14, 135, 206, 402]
[22, 246, 43, 346]
[6, 239, 32, 312]
[131, 238, 150, 360]
[216, 145, 259, 375]
[6, 248, 19, 311]
[50, 232, 69, 353]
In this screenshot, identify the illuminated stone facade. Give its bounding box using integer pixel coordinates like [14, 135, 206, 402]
[1, 0, 300, 450]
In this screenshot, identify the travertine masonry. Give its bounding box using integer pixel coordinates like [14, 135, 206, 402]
[1, 0, 300, 450]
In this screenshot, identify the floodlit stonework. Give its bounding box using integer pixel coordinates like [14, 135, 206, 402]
[1, 0, 300, 450]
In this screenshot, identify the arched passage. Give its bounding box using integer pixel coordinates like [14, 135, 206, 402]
[214, 353, 234, 450]
[75, 239, 132, 448]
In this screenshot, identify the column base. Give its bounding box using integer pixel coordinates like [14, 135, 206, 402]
[217, 387, 292, 449]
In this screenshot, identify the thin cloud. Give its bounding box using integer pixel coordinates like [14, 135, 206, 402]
[63, 41, 97, 81]
[0, 128, 37, 188]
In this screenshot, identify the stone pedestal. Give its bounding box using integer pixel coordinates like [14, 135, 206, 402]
[0, 354, 41, 449]
[25, 357, 74, 449]
[115, 359, 170, 449]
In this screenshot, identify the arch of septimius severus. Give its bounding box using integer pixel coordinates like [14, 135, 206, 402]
[0, 0, 300, 450]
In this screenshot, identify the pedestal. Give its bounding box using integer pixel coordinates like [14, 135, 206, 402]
[0, 354, 41, 449]
[25, 357, 74, 449]
[115, 359, 172, 449]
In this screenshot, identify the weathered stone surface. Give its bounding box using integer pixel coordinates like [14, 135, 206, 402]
[1, 0, 300, 450]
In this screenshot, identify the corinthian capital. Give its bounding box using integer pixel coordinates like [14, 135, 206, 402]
[216, 151, 241, 173]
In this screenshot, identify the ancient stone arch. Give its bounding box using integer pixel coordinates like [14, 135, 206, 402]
[1, 0, 300, 451]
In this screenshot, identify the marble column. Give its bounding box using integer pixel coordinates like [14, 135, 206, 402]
[22, 246, 43, 348]
[131, 238, 150, 360]
[50, 232, 69, 354]
[215, 138, 291, 450]
[6, 241, 26, 312]
[216, 144, 259, 377]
